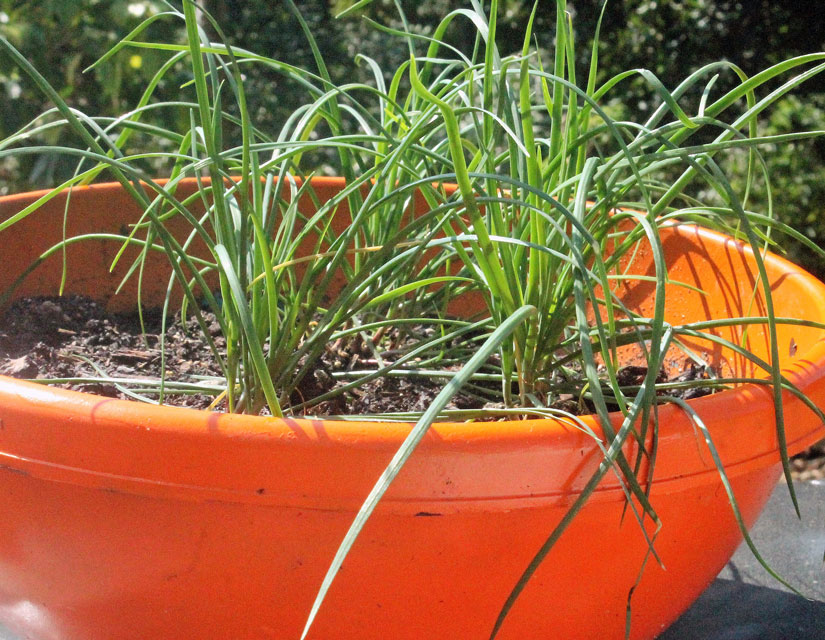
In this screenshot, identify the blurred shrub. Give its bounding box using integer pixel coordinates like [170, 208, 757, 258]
[1, 0, 824, 274]
[0, 0, 183, 192]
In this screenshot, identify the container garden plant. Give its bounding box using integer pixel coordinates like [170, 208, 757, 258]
[1, 1, 824, 638]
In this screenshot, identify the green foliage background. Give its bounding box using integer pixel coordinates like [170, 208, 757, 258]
[1, 0, 823, 276]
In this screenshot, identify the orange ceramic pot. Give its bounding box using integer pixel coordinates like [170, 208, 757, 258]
[0, 178, 823, 640]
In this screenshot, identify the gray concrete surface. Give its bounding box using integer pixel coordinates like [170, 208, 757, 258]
[0, 481, 822, 639]
[662, 479, 825, 639]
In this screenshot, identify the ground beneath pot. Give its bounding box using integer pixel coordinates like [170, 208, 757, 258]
[0, 294, 822, 478]
[661, 478, 825, 639]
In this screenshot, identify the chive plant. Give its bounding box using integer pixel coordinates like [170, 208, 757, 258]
[2, 0, 825, 637]
[0, 0, 481, 417]
[306, 0, 825, 635]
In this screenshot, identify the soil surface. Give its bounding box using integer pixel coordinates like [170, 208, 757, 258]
[0, 295, 483, 415]
[1, 295, 822, 478]
[0, 295, 224, 410]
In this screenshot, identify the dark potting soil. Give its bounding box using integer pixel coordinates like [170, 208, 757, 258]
[1, 295, 822, 476]
[0, 295, 225, 410]
[0, 294, 481, 415]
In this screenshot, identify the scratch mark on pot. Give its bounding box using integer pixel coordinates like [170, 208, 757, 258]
[256, 488, 266, 495]
[0, 464, 28, 477]
[414, 511, 442, 517]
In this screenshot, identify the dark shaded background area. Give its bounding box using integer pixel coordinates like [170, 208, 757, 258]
[1, 0, 824, 279]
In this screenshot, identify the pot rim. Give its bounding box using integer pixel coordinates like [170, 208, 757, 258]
[1, 179, 824, 508]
